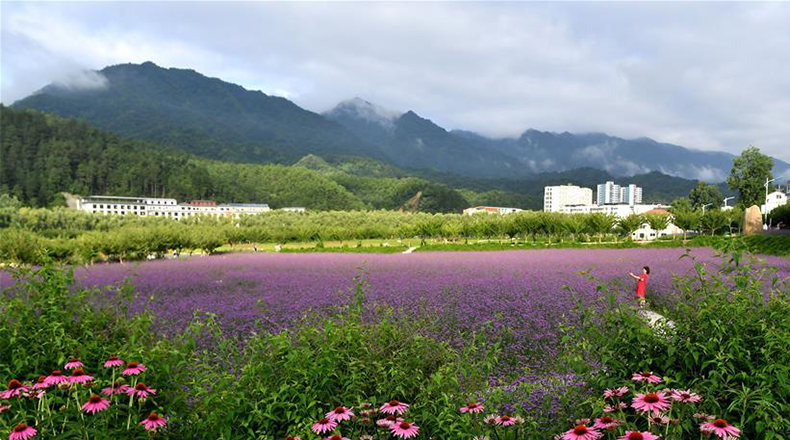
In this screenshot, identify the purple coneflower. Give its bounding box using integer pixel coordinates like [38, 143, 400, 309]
[604, 387, 629, 398]
[104, 356, 125, 368]
[632, 372, 662, 384]
[101, 381, 129, 395]
[64, 358, 83, 370]
[700, 419, 740, 439]
[604, 402, 627, 413]
[460, 402, 485, 413]
[140, 412, 167, 431]
[379, 400, 409, 415]
[127, 383, 156, 399]
[670, 389, 701, 403]
[67, 369, 93, 384]
[495, 416, 516, 426]
[0, 404, 10, 413]
[0, 379, 27, 399]
[8, 423, 36, 440]
[31, 377, 49, 390]
[326, 405, 354, 422]
[311, 418, 337, 435]
[593, 417, 620, 430]
[632, 392, 671, 414]
[44, 371, 68, 386]
[122, 362, 146, 376]
[390, 421, 419, 438]
[617, 431, 660, 440]
[693, 413, 715, 421]
[649, 415, 670, 425]
[82, 395, 111, 414]
[284, 437, 301, 440]
[562, 425, 602, 440]
[322, 436, 350, 440]
[377, 416, 402, 427]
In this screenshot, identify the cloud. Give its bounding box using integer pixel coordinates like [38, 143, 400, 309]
[1, 2, 789, 163]
[51, 70, 108, 91]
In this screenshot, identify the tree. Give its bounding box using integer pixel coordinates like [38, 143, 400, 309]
[688, 181, 723, 210]
[669, 197, 693, 215]
[727, 146, 773, 208]
[617, 214, 644, 240]
[645, 214, 670, 238]
[585, 213, 616, 243]
[672, 210, 701, 241]
[699, 209, 728, 235]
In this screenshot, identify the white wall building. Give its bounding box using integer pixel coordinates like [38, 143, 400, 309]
[620, 184, 643, 206]
[463, 206, 524, 216]
[76, 196, 270, 218]
[761, 191, 788, 215]
[631, 209, 683, 240]
[559, 203, 668, 218]
[544, 185, 594, 212]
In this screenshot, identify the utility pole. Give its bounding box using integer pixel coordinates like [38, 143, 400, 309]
[702, 203, 712, 214]
[764, 177, 776, 229]
[723, 197, 734, 208]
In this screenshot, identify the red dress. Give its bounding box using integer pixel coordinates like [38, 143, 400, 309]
[636, 274, 647, 298]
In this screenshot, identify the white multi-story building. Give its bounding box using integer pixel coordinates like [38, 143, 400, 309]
[620, 184, 643, 206]
[761, 191, 788, 215]
[76, 196, 270, 218]
[544, 185, 594, 212]
[463, 206, 523, 216]
[596, 181, 642, 206]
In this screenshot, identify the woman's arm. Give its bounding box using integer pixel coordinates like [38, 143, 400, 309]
[628, 272, 640, 279]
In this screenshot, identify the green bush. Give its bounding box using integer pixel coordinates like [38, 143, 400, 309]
[564, 249, 790, 439]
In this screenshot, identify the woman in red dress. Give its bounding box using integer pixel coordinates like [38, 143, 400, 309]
[629, 266, 650, 307]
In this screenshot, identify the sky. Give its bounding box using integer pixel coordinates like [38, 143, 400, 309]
[2, 2, 789, 162]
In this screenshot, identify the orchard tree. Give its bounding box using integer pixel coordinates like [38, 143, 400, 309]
[689, 181, 723, 210]
[645, 214, 670, 238]
[727, 146, 773, 208]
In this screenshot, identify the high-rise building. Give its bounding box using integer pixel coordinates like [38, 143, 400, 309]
[596, 181, 621, 205]
[544, 184, 594, 212]
[620, 184, 643, 206]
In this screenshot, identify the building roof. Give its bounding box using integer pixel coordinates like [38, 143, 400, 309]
[643, 208, 670, 216]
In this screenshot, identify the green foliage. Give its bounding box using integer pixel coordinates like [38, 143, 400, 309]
[727, 146, 774, 208]
[565, 250, 790, 439]
[688, 181, 724, 209]
[767, 203, 790, 228]
[644, 213, 670, 233]
[699, 209, 729, 235]
[617, 214, 644, 237]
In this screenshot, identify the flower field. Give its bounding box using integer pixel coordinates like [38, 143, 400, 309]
[2, 247, 789, 439]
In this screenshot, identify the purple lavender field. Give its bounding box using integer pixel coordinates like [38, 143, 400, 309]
[5, 247, 787, 372]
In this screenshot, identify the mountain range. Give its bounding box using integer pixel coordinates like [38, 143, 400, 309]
[11, 61, 788, 192]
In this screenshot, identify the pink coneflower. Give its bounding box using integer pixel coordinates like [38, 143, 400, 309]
[284, 437, 302, 440]
[617, 431, 660, 440]
[121, 362, 146, 376]
[0, 379, 27, 399]
[593, 417, 620, 430]
[8, 423, 37, 440]
[694, 413, 715, 421]
[67, 369, 93, 384]
[483, 414, 498, 425]
[700, 419, 740, 439]
[390, 421, 419, 438]
[64, 358, 83, 370]
[44, 371, 68, 386]
[311, 418, 337, 435]
[31, 376, 49, 390]
[326, 405, 354, 422]
[379, 400, 409, 415]
[632, 392, 671, 414]
[648, 415, 670, 425]
[101, 381, 129, 395]
[562, 425, 602, 440]
[377, 416, 403, 427]
[604, 387, 629, 398]
[460, 402, 485, 413]
[495, 416, 517, 426]
[104, 356, 125, 368]
[0, 404, 10, 413]
[140, 412, 167, 431]
[24, 389, 44, 399]
[82, 395, 111, 414]
[126, 383, 156, 399]
[670, 389, 701, 403]
[632, 372, 662, 384]
[322, 436, 350, 440]
[604, 402, 628, 413]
